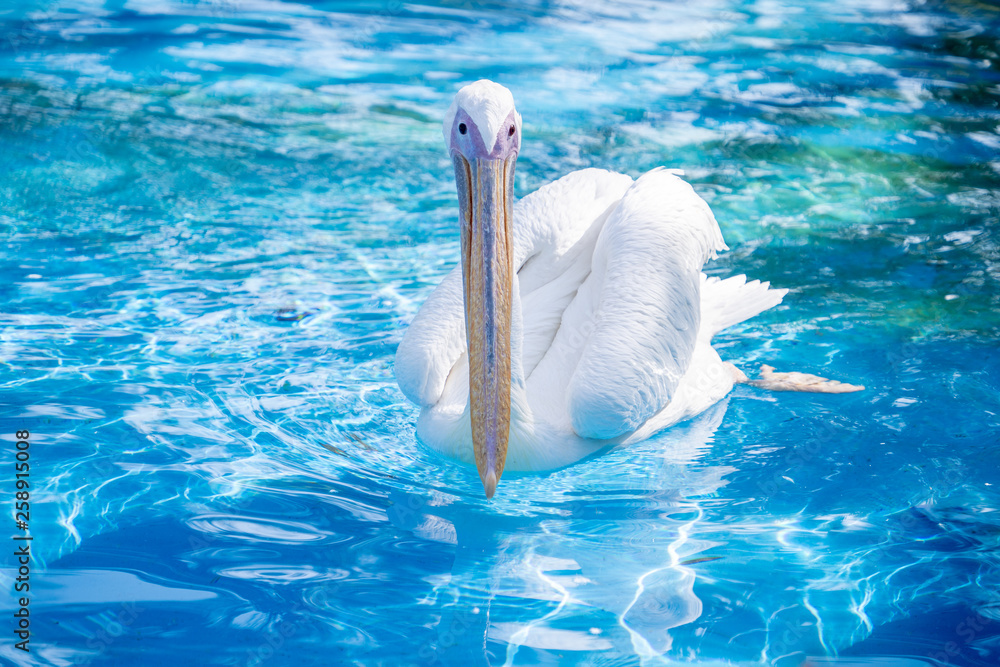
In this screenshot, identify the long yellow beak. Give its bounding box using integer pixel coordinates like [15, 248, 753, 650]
[453, 154, 516, 499]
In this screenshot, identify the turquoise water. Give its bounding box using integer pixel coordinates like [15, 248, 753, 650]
[2, 0, 999, 665]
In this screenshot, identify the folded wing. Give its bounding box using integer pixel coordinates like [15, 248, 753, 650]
[564, 169, 727, 439]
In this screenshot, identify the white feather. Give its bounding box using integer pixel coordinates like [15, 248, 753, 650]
[396, 167, 786, 471]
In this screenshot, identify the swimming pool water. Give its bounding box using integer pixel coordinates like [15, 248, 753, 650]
[1, 0, 999, 665]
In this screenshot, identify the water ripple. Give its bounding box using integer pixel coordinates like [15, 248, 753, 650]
[1, 0, 999, 664]
[187, 513, 329, 544]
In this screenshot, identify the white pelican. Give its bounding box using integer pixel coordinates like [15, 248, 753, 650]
[396, 80, 862, 498]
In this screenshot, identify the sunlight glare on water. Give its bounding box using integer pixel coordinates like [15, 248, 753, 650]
[1, 0, 999, 665]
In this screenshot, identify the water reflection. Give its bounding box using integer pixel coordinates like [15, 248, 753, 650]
[386, 401, 732, 663]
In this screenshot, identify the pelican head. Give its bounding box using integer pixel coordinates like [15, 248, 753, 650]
[443, 80, 522, 499]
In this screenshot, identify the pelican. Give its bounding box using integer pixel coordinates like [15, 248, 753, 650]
[395, 80, 861, 498]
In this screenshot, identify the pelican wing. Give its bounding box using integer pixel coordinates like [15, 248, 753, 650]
[565, 169, 727, 439]
[394, 266, 465, 408]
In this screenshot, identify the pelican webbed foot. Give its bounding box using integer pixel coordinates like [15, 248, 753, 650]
[745, 364, 865, 393]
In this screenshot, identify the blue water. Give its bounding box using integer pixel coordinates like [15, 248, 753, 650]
[2, 0, 999, 665]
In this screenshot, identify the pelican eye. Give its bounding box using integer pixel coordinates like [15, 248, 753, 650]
[458, 123, 467, 135]
[508, 125, 515, 136]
